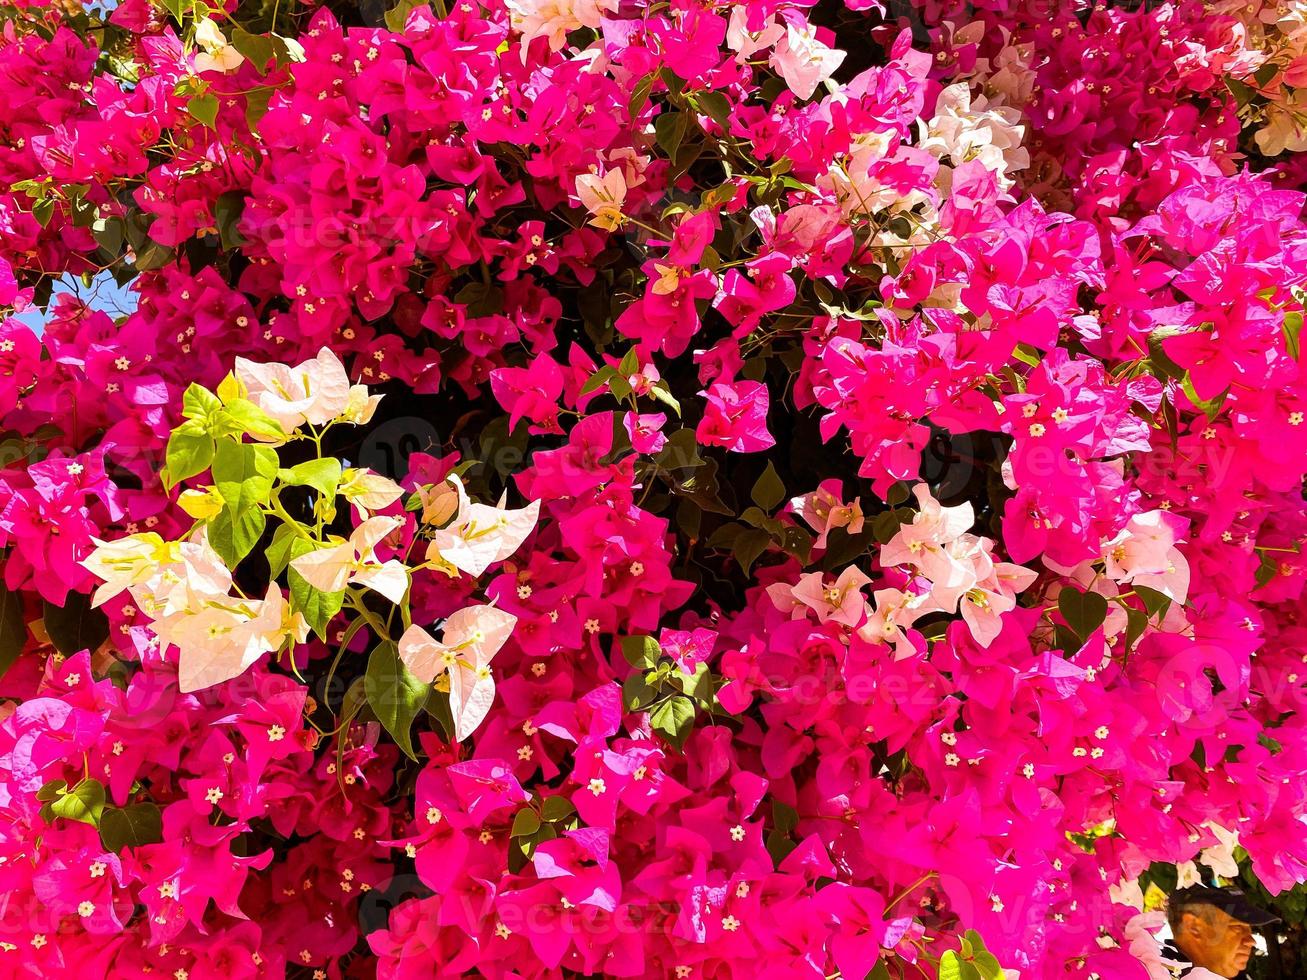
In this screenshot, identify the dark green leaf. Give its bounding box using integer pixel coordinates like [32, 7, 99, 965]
[622, 671, 658, 711]
[540, 796, 576, 823]
[579, 365, 616, 396]
[0, 580, 26, 680]
[628, 72, 655, 120]
[43, 591, 109, 657]
[750, 461, 785, 511]
[733, 527, 771, 575]
[511, 808, 541, 838]
[654, 111, 688, 159]
[695, 90, 732, 131]
[1058, 587, 1108, 643]
[214, 190, 248, 249]
[1134, 584, 1172, 620]
[98, 803, 163, 852]
[290, 562, 344, 640]
[384, 0, 430, 31]
[365, 640, 429, 759]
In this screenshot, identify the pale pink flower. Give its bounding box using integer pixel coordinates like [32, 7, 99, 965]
[769, 23, 846, 100]
[575, 169, 628, 231]
[791, 481, 865, 550]
[788, 566, 872, 626]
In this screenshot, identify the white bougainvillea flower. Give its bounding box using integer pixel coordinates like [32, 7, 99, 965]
[429, 479, 540, 577]
[725, 6, 784, 60]
[399, 605, 518, 740]
[339, 468, 405, 520]
[290, 515, 409, 603]
[233, 347, 352, 432]
[193, 18, 245, 75]
[82, 532, 176, 608]
[340, 384, 384, 425]
[506, 0, 617, 56]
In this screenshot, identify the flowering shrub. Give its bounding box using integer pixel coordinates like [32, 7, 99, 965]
[1, 0, 1306, 977]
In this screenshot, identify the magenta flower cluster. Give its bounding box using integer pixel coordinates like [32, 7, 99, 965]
[0, 0, 1305, 977]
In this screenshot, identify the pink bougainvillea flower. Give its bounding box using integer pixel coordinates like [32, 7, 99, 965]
[696, 380, 774, 452]
[623, 411, 667, 454]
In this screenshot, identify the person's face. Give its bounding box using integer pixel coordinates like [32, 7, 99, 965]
[1181, 908, 1256, 978]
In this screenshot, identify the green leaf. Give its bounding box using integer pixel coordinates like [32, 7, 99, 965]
[289, 561, 344, 640]
[218, 399, 286, 442]
[622, 671, 658, 711]
[1225, 76, 1256, 107]
[617, 347, 640, 378]
[1145, 325, 1188, 382]
[1134, 584, 1172, 620]
[1180, 372, 1228, 421]
[1259, 731, 1284, 755]
[1283, 310, 1302, 360]
[695, 90, 732, 131]
[214, 190, 248, 249]
[733, 527, 772, 575]
[649, 695, 695, 750]
[648, 382, 681, 416]
[1123, 606, 1148, 652]
[580, 365, 616, 396]
[1058, 587, 1108, 643]
[511, 808, 541, 838]
[209, 440, 278, 566]
[654, 111, 689, 159]
[540, 796, 576, 823]
[620, 635, 660, 670]
[750, 461, 785, 511]
[628, 72, 655, 119]
[1253, 62, 1279, 88]
[265, 523, 304, 578]
[281, 458, 341, 499]
[384, 0, 430, 31]
[0, 581, 26, 681]
[36, 779, 67, 802]
[32, 198, 55, 228]
[49, 778, 106, 827]
[43, 591, 109, 657]
[99, 803, 163, 852]
[181, 383, 221, 421]
[365, 640, 429, 759]
[229, 28, 276, 74]
[163, 419, 214, 488]
[186, 92, 220, 129]
[772, 800, 798, 836]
